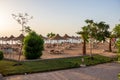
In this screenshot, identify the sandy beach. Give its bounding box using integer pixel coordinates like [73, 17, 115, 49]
[2, 42, 117, 61]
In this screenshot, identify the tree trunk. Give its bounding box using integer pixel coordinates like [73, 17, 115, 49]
[109, 38, 112, 52]
[83, 39, 86, 55]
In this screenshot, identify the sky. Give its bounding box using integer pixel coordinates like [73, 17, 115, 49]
[0, 0, 120, 37]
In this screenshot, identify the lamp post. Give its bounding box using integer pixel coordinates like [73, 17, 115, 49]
[80, 58, 86, 67]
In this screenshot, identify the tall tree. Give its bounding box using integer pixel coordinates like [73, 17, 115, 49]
[113, 24, 120, 38]
[96, 21, 110, 42]
[95, 21, 110, 53]
[85, 19, 97, 57]
[77, 26, 89, 55]
[85, 20, 110, 53]
[12, 13, 33, 62]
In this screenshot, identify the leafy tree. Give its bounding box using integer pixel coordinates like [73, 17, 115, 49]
[77, 26, 89, 55]
[96, 21, 110, 42]
[80, 20, 110, 56]
[23, 31, 44, 59]
[85, 19, 97, 57]
[113, 24, 120, 38]
[12, 13, 33, 61]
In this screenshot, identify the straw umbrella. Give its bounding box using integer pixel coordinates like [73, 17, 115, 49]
[50, 34, 63, 42]
[63, 34, 71, 42]
[63, 34, 71, 39]
[0, 37, 5, 45]
[7, 35, 15, 44]
[39, 34, 48, 44]
[0, 37, 2, 45]
[5, 35, 15, 59]
[39, 34, 47, 40]
[51, 34, 63, 40]
[70, 36, 75, 43]
[3, 36, 8, 44]
[15, 34, 24, 41]
[0, 37, 3, 45]
[7, 35, 15, 40]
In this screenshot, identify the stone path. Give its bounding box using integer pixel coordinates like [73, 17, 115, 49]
[4, 62, 120, 80]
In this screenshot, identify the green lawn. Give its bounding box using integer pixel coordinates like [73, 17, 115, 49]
[0, 54, 116, 76]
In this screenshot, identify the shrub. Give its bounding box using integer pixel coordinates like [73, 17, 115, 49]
[0, 51, 3, 60]
[23, 31, 44, 59]
[116, 39, 120, 61]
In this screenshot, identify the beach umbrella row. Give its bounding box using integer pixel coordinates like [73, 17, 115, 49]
[49, 34, 81, 40]
[0, 34, 81, 44]
[0, 34, 25, 41]
[50, 34, 64, 40]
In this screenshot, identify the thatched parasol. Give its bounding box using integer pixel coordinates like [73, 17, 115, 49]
[0, 37, 4, 41]
[7, 35, 15, 41]
[39, 34, 48, 40]
[71, 36, 75, 39]
[0, 37, 4, 44]
[0, 36, 8, 44]
[63, 34, 71, 40]
[0, 37, 3, 40]
[3, 36, 8, 41]
[75, 36, 81, 40]
[50, 34, 63, 40]
[14, 34, 25, 41]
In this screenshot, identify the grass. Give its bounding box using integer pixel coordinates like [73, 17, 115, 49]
[0, 54, 116, 76]
[118, 59, 120, 80]
[119, 73, 120, 80]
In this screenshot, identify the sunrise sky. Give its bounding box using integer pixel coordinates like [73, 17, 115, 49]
[0, 0, 120, 37]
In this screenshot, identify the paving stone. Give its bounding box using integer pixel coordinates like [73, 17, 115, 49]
[4, 62, 120, 80]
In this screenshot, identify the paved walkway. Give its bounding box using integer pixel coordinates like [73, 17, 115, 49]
[4, 62, 120, 80]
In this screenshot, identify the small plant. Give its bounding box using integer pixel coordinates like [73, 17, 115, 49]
[0, 51, 3, 60]
[23, 31, 44, 59]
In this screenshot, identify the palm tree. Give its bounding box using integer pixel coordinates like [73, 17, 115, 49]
[77, 26, 89, 55]
[47, 32, 55, 38]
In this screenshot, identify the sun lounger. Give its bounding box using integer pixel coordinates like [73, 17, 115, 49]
[49, 49, 64, 54]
